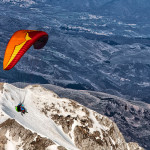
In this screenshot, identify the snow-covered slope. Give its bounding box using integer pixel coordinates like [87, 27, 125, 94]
[0, 83, 77, 150]
[0, 83, 143, 150]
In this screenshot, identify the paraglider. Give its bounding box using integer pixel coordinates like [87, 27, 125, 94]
[15, 103, 27, 115]
[3, 30, 48, 115]
[3, 30, 48, 70]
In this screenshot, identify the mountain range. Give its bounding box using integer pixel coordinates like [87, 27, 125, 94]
[0, 1, 150, 149]
[0, 0, 150, 102]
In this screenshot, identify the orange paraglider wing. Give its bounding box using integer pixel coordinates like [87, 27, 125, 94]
[3, 30, 48, 70]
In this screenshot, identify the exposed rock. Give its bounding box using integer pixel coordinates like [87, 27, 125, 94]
[39, 84, 149, 149]
[0, 83, 144, 150]
[128, 142, 144, 150]
[0, 119, 65, 150]
[0, 83, 4, 91]
[51, 114, 74, 134]
[57, 146, 67, 150]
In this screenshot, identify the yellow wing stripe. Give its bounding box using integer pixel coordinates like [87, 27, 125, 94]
[5, 33, 31, 68]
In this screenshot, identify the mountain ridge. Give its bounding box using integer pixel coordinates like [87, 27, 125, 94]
[0, 83, 144, 150]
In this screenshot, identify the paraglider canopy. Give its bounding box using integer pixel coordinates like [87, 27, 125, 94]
[3, 30, 48, 70]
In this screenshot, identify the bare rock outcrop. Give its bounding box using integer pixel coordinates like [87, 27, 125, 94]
[38, 86, 144, 150]
[0, 119, 66, 150]
[0, 83, 144, 150]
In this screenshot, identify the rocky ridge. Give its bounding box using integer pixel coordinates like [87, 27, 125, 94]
[39, 83, 150, 150]
[0, 83, 144, 150]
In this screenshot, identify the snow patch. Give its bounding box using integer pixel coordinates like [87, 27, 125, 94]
[5, 130, 22, 150]
[88, 14, 103, 19]
[46, 145, 58, 150]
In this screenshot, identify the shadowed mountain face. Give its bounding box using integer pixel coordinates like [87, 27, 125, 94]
[48, 0, 150, 23]
[0, 0, 150, 103]
[47, 0, 150, 12]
